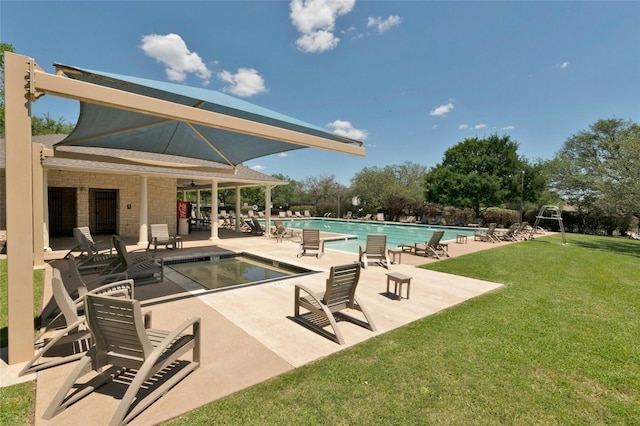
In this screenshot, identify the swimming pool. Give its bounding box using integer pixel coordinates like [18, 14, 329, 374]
[166, 252, 313, 291]
[267, 218, 476, 253]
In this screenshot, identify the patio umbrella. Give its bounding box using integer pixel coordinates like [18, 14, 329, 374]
[53, 64, 364, 169]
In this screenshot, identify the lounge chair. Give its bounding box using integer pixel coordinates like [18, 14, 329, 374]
[278, 211, 287, 218]
[64, 226, 113, 259]
[496, 223, 519, 242]
[513, 221, 529, 240]
[19, 268, 134, 376]
[359, 234, 390, 269]
[286, 210, 294, 217]
[111, 235, 164, 284]
[249, 217, 265, 235]
[273, 220, 294, 243]
[412, 230, 450, 259]
[294, 211, 302, 217]
[628, 231, 640, 240]
[375, 213, 385, 221]
[293, 263, 376, 344]
[43, 293, 200, 426]
[304, 210, 311, 217]
[361, 213, 372, 221]
[68, 227, 118, 272]
[474, 223, 499, 243]
[297, 229, 324, 258]
[147, 223, 182, 250]
[344, 211, 353, 219]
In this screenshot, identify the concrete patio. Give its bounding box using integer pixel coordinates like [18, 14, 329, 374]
[3, 228, 510, 425]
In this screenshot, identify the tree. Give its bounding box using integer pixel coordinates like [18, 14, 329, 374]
[351, 162, 427, 217]
[549, 118, 640, 216]
[424, 134, 531, 218]
[270, 174, 298, 209]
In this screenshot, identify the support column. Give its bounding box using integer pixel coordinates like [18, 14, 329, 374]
[235, 186, 242, 233]
[265, 185, 272, 237]
[196, 189, 201, 219]
[138, 176, 149, 246]
[209, 181, 219, 240]
[5, 52, 35, 364]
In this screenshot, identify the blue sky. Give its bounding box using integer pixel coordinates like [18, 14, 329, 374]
[3, 1, 639, 185]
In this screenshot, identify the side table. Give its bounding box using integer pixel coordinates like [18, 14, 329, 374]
[388, 247, 403, 264]
[386, 272, 412, 301]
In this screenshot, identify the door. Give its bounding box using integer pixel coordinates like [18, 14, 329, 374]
[90, 189, 118, 234]
[48, 187, 77, 236]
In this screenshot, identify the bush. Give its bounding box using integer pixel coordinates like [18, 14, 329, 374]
[482, 207, 520, 227]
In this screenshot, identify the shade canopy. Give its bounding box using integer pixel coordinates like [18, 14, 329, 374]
[54, 64, 364, 168]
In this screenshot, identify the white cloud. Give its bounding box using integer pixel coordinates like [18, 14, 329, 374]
[140, 33, 211, 85]
[430, 102, 455, 116]
[250, 165, 265, 172]
[218, 68, 268, 97]
[290, 0, 356, 53]
[501, 125, 515, 130]
[458, 124, 469, 130]
[559, 61, 570, 69]
[277, 152, 288, 157]
[367, 15, 402, 33]
[326, 119, 368, 140]
[474, 124, 487, 129]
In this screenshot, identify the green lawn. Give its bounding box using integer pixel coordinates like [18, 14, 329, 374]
[167, 234, 640, 425]
[2, 234, 639, 425]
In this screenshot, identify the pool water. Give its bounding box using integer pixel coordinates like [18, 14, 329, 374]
[167, 253, 312, 290]
[267, 218, 476, 253]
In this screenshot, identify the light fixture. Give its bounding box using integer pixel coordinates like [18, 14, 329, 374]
[190, 180, 196, 187]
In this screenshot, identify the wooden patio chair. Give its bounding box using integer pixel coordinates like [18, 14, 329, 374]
[474, 222, 499, 243]
[65, 226, 113, 259]
[294, 263, 376, 345]
[19, 269, 134, 376]
[147, 224, 181, 250]
[112, 236, 164, 284]
[297, 229, 324, 258]
[359, 234, 390, 269]
[43, 293, 200, 426]
[68, 227, 118, 273]
[413, 230, 450, 259]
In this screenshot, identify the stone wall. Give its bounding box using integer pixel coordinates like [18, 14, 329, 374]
[46, 170, 177, 239]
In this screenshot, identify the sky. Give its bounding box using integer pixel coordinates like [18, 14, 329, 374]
[2, 0, 639, 185]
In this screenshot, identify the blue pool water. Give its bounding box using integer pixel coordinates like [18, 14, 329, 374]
[267, 218, 476, 253]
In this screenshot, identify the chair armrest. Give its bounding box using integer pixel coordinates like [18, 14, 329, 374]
[294, 284, 322, 304]
[85, 278, 135, 300]
[148, 317, 201, 363]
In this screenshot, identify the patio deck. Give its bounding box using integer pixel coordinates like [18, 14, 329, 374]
[3, 227, 511, 425]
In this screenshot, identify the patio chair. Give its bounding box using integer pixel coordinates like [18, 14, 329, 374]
[43, 293, 200, 426]
[273, 220, 294, 243]
[64, 226, 113, 259]
[68, 227, 118, 273]
[496, 223, 519, 242]
[147, 223, 182, 251]
[359, 234, 390, 269]
[111, 235, 164, 284]
[361, 213, 372, 221]
[513, 221, 529, 240]
[304, 210, 311, 217]
[294, 211, 302, 217]
[474, 223, 499, 243]
[375, 213, 385, 221]
[19, 268, 134, 376]
[294, 263, 376, 345]
[249, 217, 265, 235]
[412, 230, 450, 259]
[297, 229, 324, 258]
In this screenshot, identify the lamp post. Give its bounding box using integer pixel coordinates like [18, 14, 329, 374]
[520, 170, 525, 222]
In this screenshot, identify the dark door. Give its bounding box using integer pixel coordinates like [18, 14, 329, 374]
[48, 187, 77, 236]
[90, 189, 118, 234]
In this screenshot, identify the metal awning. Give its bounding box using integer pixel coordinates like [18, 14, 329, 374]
[53, 64, 365, 168]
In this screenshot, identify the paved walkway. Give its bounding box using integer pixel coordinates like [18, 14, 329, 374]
[3, 227, 512, 425]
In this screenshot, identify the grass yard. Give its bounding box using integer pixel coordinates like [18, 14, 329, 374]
[1, 234, 639, 425]
[167, 234, 640, 425]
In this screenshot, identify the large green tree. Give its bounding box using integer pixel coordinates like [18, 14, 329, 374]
[424, 134, 534, 217]
[549, 118, 640, 216]
[351, 162, 427, 217]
